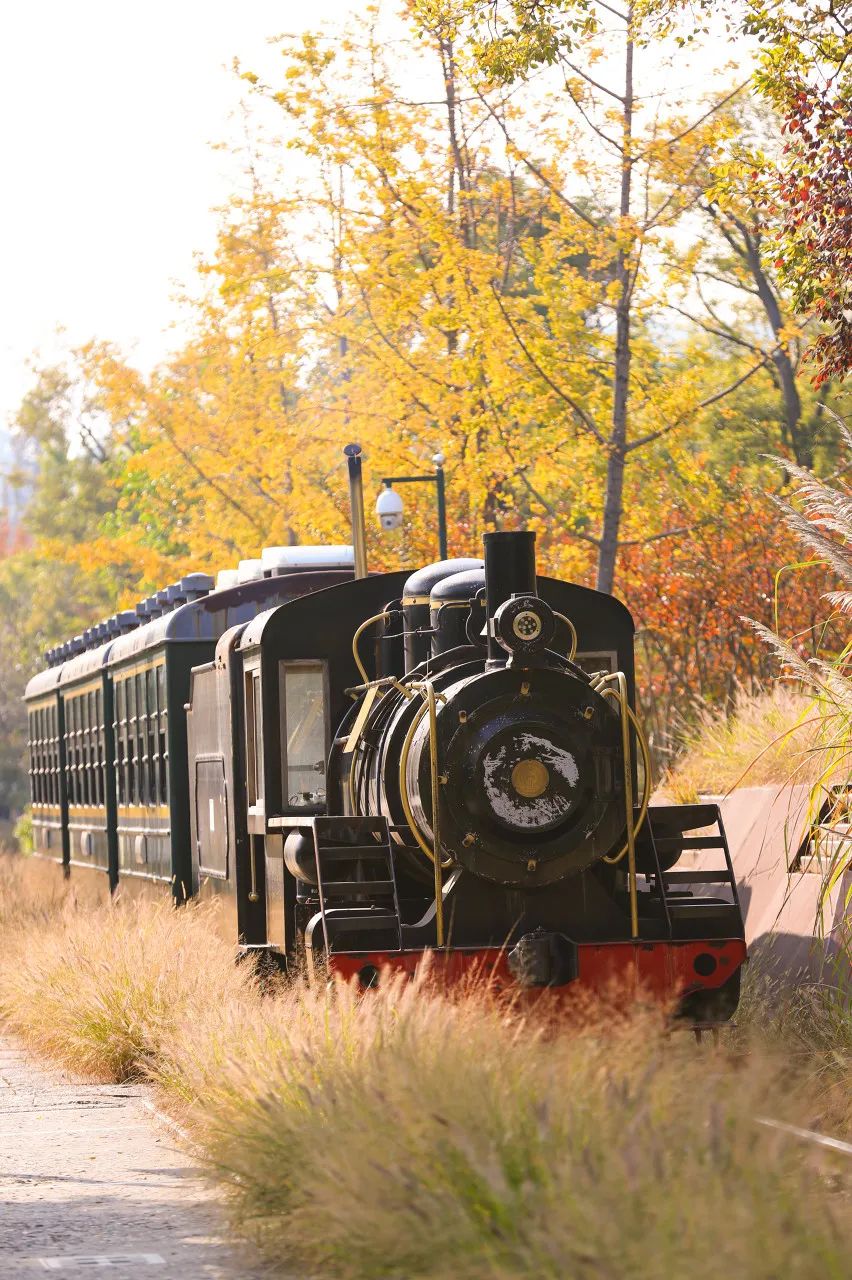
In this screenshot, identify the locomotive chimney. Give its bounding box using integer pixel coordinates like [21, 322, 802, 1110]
[483, 530, 537, 663]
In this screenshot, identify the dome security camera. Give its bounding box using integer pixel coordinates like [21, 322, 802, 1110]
[375, 485, 404, 531]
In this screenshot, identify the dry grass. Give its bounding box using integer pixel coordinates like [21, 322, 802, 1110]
[736, 947, 852, 1135]
[0, 852, 72, 930]
[0, 855, 258, 1081]
[661, 685, 826, 803]
[158, 977, 852, 1280]
[1, 853, 850, 1280]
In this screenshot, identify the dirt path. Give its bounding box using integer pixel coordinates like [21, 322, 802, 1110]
[0, 1037, 273, 1277]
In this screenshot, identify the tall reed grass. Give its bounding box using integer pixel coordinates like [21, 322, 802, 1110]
[1, 855, 850, 1280]
[158, 973, 851, 1280]
[757, 426, 852, 948]
[662, 685, 822, 802]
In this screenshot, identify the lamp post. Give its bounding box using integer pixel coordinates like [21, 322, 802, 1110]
[375, 452, 448, 560]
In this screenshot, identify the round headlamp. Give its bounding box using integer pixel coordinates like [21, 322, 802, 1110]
[492, 594, 556, 657]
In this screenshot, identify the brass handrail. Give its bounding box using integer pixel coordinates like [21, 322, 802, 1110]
[591, 671, 652, 940]
[425, 681, 444, 948]
[396, 682, 452, 945]
[351, 612, 392, 685]
[552, 610, 579, 662]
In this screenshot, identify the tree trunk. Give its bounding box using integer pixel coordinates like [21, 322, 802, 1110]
[740, 232, 810, 466]
[596, 22, 634, 594]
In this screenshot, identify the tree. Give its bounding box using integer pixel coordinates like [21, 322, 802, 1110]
[82, 189, 340, 569]
[737, 0, 852, 385]
[410, 0, 771, 590]
[0, 366, 130, 810]
[622, 472, 840, 763]
[44, 2, 848, 779]
[637, 0, 852, 383]
[657, 98, 848, 472]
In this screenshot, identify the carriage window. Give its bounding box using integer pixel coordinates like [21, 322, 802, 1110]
[115, 680, 126, 805]
[94, 689, 103, 806]
[146, 668, 157, 806]
[48, 707, 54, 805]
[67, 700, 76, 805]
[49, 707, 55, 805]
[80, 695, 88, 805]
[281, 663, 327, 810]
[27, 713, 35, 802]
[125, 677, 134, 804]
[42, 708, 49, 804]
[46, 707, 53, 804]
[245, 670, 262, 809]
[34, 709, 42, 803]
[73, 697, 82, 806]
[84, 692, 93, 805]
[75, 696, 84, 806]
[156, 664, 168, 807]
[53, 705, 60, 805]
[32, 710, 39, 803]
[136, 672, 147, 805]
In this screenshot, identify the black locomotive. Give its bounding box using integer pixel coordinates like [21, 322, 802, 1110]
[26, 530, 745, 1021]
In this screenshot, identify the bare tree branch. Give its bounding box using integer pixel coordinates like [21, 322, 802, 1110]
[626, 353, 774, 452]
[618, 517, 718, 547]
[490, 284, 608, 447]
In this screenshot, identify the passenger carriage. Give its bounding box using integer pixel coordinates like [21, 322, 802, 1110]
[24, 549, 355, 905]
[24, 663, 68, 873]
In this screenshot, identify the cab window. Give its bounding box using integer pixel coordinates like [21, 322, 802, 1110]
[245, 669, 263, 812]
[280, 662, 327, 810]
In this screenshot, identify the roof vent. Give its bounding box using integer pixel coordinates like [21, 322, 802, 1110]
[260, 545, 355, 576]
[115, 610, 137, 633]
[215, 569, 239, 590]
[180, 572, 214, 601]
[237, 559, 264, 583]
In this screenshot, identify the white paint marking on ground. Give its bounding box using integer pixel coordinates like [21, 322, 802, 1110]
[39, 1255, 165, 1271]
[140, 1098, 195, 1148]
[756, 1116, 852, 1156]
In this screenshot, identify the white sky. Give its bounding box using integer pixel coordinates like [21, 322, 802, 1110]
[0, 0, 359, 433]
[0, 1, 747, 438]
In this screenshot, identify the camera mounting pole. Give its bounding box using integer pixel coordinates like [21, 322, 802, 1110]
[377, 452, 448, 560]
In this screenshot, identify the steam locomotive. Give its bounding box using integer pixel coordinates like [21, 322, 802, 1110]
[26, 530, 746, 1021]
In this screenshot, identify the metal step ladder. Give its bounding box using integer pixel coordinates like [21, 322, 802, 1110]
[308, 815, 402, 954]
[642, 803, 741, 937]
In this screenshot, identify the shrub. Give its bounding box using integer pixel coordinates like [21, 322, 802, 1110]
[13, 808, 33, 855]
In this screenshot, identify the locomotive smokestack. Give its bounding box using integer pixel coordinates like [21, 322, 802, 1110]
[484, 530, 536, 662]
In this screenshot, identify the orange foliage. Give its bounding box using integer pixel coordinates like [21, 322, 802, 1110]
[621, 478, 839, 764]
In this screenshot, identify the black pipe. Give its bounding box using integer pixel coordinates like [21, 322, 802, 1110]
[483, 530, 537, 662]
[345, 443, 368, 579]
